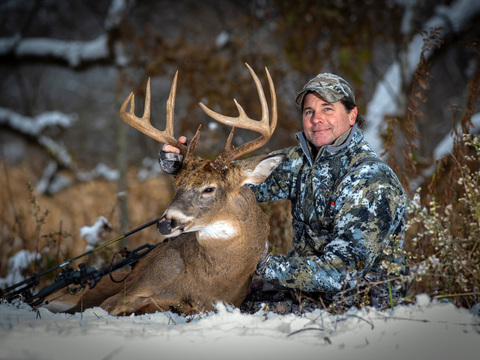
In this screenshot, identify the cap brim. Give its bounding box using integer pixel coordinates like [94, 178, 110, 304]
[295, 88, 343, 107]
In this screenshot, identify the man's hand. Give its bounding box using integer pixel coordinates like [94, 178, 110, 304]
[163, 136, 187, 154]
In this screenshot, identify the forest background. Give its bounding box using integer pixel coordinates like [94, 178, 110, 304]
[1, 0, 479, 311]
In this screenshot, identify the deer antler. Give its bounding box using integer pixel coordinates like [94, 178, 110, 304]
[198, 63, 277, 171]
[119, 72, 189, 156]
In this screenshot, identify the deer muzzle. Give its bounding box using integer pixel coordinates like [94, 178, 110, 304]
[157, 213, 193, 237]
[157, 216, 176, 235]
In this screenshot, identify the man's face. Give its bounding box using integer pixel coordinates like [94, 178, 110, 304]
[302, 92, 357, 148]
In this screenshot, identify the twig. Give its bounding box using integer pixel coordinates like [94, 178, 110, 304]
[375, 313, 430, 323]
[287, 327, 324, 337]
[345, 314, 374, 329]
[433, 292, 480, 299]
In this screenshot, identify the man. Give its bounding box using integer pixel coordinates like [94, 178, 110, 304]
[160, 73, 406, 312]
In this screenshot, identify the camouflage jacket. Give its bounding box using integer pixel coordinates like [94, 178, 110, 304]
[250, 124, 406, 294]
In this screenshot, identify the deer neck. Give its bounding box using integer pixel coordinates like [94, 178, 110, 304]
[194, 186, 267, 250]
[195, 221, 238, 242]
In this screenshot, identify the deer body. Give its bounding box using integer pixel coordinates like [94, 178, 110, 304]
[99, 156, 281, 315]
[44, 65, 282, 316]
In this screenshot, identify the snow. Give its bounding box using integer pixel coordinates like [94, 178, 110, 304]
[36, 161, 71, 195]
[104, 0, 128, 31]
[0, 250, 40, 289]
[77, 163, 120, 182]
[80, 216, 113, 251]
[0, 295, 478, 360]
[216, 30, 231, 49]
[12, 35, 110, 68]
[0, 108, 77, 136]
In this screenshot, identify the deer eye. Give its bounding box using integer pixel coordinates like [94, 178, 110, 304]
[202, 186, 216, 194]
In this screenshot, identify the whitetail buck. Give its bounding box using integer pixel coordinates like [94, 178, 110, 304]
[44, 64, 284, 316]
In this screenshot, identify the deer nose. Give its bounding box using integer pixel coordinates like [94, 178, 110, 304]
[157, 216, 173, 235]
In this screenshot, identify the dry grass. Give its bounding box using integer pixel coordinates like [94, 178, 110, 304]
[0, 161, 174, 278]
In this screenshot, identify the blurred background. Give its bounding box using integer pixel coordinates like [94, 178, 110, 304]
[0, 0, 479, 281]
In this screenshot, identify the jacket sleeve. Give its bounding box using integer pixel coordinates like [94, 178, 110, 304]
[263, 162, 406, 293]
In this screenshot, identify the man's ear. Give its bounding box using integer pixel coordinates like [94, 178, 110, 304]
[238, 154, 285, 186]
[349, 106, 358, 125]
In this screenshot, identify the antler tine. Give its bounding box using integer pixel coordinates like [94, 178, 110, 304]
[199, 63, 277, 170]
[119, 73, 188, 156]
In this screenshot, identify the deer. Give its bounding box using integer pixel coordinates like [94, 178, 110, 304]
[43, 64, 285, 316]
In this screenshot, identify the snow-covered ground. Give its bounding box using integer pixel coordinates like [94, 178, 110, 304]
[0, 295, 478, 360]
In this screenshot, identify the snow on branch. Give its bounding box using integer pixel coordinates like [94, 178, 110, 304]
[0, 106, 77, 167]
[105, 0, 130, 31]
[77, 163, 120, 182]
[0, 107, 77, 166]
[0, 107, 81, 194]
[0, 35, 110, 68]
[0, 107, 77, 136]
[36, 161, 121, 195]
[0, 0, 131, 67]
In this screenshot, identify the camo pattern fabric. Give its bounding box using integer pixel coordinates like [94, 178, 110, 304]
[295, 72, 356, 106]
[250, 124, 406, 295]
[158, 149, 183, 177]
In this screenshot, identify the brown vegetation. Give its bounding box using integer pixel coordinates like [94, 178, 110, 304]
[0, 162, 173, 283]
[384, 35, 480, 310]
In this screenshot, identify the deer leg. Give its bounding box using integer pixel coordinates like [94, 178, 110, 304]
[43, 272, 128, 313]
[100, 292, 177, 316]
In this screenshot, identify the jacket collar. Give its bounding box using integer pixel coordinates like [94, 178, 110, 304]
[296, 123, 360, 165]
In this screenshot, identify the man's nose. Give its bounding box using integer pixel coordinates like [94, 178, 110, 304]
[312, 113, 323, 124]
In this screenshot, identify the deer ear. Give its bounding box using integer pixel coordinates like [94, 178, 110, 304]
[239, 154, 285, 186]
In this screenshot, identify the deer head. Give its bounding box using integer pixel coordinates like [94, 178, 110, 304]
[120, 64, 283, 241]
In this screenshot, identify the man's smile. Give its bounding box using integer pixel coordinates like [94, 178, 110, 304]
[312, 127, 330, 133]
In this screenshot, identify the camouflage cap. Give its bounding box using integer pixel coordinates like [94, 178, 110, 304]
[295, 73, 355, 108]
